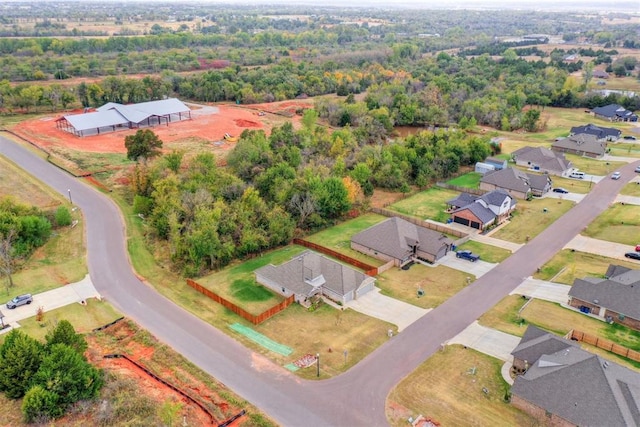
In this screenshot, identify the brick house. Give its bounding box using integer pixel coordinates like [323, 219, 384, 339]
[552, 133, 606, 158]
[351, 217, 452, 266]
[447, 189, 516, 230]
[592, 104, 638, 122]
[570, 123, 621, 141]
[511, 146, 573, 177]
[255, 250, 376, 306]
[510, 325, 640, 427]
[568, 264, 640, 331]
[480, 167, 552, 199]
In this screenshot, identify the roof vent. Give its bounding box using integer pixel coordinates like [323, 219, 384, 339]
[594, 299, 599, 304]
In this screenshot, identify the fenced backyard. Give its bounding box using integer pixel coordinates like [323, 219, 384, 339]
[566, 329, 640, 363]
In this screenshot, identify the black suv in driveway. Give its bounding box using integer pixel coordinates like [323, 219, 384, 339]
[6, 294, 33, 309]
[456, 250, 480, 262]
[625, 252, 640, 261]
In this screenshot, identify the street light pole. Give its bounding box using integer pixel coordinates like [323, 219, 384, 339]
[316, 353, 320, 377]
[67, 189, 73, 204]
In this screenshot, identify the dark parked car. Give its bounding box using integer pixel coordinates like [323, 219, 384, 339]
[552, 188, 569, 194]
[625, 252, 640, 261]
[623, 135, 637, 140]
[6, 294, 33, 309]
[456, 250, 480, 262]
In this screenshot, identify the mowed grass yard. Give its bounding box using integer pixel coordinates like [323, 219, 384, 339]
[388, 187, 459, 222]
[491, 198, 575, 243]
[479, 295, 640, 371]
[446, 172, 482, 189]
[304, 213, 387, 266]
[582, 202, 640, 246]
[376, 263, 473, 309]
[455, 240, 512, 263]
[565, 154, 627, 176]
[387, 346, 535, 427]
[621, 180, 640, 197]
[534, 249, 639, 285]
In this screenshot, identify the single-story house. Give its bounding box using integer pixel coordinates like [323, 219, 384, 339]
[447, 189, 516, 230]
[55, 98, 192, 137]
[568, 264, 640, 331]
[480, 167, 552, 199]
[511, 146, 573, 176]
[511, 325, 640, 427]
[592, 104, 638, 122]
[570, 123, 621, 141]
[592, 69, 609, 79]
[552, 133, 606, 158]
[254, 250, 376, 306]
[351, 217, 452, 266]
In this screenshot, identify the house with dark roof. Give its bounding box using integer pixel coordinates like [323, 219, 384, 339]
[447, 189, 516, 230]
[480, 167, 552, 199]
[511, 146, 573, 177]
[351, 217, 453, 266]
[571, 123, 621, 141]
[254, 250, 376, 306]
[55, 98, 192, 137]
[592, 104, 638, 122]
[568, 264, 640, 332]
[510, 325, 640, 427]
[552, 133, 606, 158]
[593, 69, 609, 79]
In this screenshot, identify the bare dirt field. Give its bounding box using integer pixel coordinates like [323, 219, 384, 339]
[9, 99, 314, 156]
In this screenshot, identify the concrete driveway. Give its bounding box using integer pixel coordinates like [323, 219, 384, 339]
[437, 251, 496, 278]
[543, 191, 586, 203]
[564, 234, 637, 261]
[1, 274, 100, 331]
[346, 287, 428, 332]
[447, 321, 521, 362]
[510, 277, 571, 304]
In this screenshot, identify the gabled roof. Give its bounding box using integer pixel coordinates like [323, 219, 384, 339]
[512, 146, 572, 174]
[552, 134, 605, 156]
[569, 272, 640, 320]
[511, 325, 578, 365]
[351, 217, 452, 261]
[446, 192, 478, 209]
[479, 188, 513, 207]
[452, 202, 495, 224]
[481, 168, 549, 193]
[512, 336, 640, 427]
[255, 250, 372, 298]
[593, 104, 636, 120]
[571, 123, 621, 139]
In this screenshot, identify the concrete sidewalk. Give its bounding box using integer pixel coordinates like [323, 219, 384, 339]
[468, 233, 524, 252]
[510, 277, 571, 304]
[1, 274, 100, 331]
[346, 287, 429, 332]
[448, 321, 521, 362]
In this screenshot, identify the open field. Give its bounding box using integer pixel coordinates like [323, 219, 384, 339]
[388, 187, 459, 223]
[534, 249, 639, 285]
[621, 181, 640, 197]
[491, 197, 574, 243]
[478, 295, 640, 371]
[455, 240, 512, 263]
[565, 154, 627, 176]
[582, 202, 640, 246]
[0, 155, 63, 208]
[304, 213, 387, 266]
[376, 263, 473, 309]
[386, 345, 535, 427]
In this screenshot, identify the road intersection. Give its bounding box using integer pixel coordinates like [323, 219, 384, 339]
[2, 133, 639, 426]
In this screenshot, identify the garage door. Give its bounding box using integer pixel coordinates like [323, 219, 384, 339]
[453, 217, 469, 226]
[470, 221, 480, 229]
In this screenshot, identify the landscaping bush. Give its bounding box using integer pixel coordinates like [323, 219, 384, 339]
[54, 206, 72, 227]
[22, 385, 61, 422]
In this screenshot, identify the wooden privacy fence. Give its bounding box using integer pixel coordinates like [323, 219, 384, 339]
[186, 279, 294, 325]
[436, 182, 485, 196]
[567, 330, 640, 363]
[369, 207, 468, 238]
[293, 238, 378, 276]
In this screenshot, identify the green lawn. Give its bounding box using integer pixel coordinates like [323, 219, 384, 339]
[550, 175, 594, 193]
[582, 203, 640, 246]
[565, 154, 627, 176]
[305, 213, 387, 266]
[455, 240, 512, 263]
[608, 143, 640, 159]
[447, 172, 482, 189]
[621, 181, 640, 197]
[533, 249, 639, 285]
[491, 198, 575, 243]
[376, 263, 473, 309]
[388, 187, 459, 222]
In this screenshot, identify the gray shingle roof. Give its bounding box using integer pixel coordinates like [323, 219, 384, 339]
[512, 146, 572, 174]
[351, 217, 452, 261]
[569, 267, 640, 320]
[255, 250, 373, 298]
[452, 202, 495, 224]
[511, 325, 578, 366]
[593, 104, 636, 120]
[552, 134, 605, 156]
[481, 167, 550, 193]
[446, 192, 478, 209]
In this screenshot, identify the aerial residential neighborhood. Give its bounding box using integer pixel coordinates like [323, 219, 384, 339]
[0, 1, 639, 426]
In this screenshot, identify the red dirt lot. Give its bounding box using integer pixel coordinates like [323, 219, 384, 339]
[9, 100, 314, 155]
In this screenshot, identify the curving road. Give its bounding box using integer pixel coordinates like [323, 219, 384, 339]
[2, 133, 638, 426]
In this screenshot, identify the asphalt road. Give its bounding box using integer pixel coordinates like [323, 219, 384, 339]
[2, 133, 638, 426]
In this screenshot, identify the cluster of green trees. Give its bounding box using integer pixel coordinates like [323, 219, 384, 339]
[0, 321, 103, 423]
[127, 113, 492, 275]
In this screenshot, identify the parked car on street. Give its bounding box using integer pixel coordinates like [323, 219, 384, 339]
[6, 294, 33, 309]
[456, 250, 480, 262]
[635, 166, 640, 173]
[611, 172, 621, 180]
[625, 252, 640, 260]
[552, 188, 569, 194]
